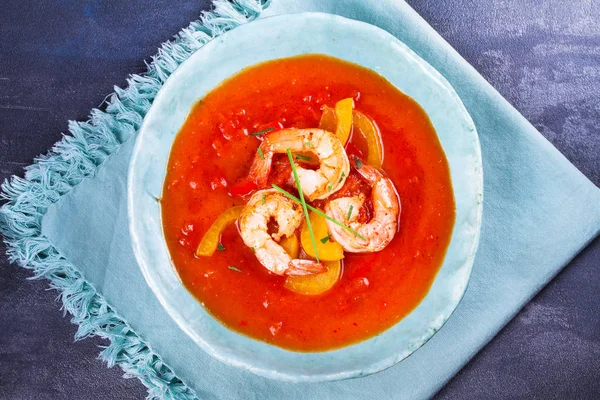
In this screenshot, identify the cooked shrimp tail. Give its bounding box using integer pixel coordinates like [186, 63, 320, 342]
[248, 149, 273, 189]
[287, 259, 326, 276]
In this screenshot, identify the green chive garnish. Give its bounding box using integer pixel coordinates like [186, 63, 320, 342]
[217, 243, 225, 252]
[257, 147, 264, 159]
[250, 127, 274, 137]
[305, 141, 313, 148]
[320, 235, 331, 244]
[354, 156, 363, 169]
[295, 154, 312, 161]
[338, 172, 346, 183]
[286, 149, 319, 262]
[327, 183, 333, 192]
[271, 184, 367, 241]
[347, 205, 354, 221]
[228, 266, 244, 273]
[261, 194, 266, 204]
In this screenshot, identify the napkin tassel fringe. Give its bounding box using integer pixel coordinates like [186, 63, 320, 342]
[0, 1, 269, 399]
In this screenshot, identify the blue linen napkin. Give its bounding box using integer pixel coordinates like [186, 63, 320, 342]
[40, 0, 600, 399]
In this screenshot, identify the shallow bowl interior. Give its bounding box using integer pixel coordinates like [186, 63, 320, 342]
[128, 12, 482, 382]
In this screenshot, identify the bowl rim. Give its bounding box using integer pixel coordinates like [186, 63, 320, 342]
[128, 11, 483, 382]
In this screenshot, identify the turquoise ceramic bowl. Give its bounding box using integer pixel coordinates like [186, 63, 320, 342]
[128, 13, 482, 382]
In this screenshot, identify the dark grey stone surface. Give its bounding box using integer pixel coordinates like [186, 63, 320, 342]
[0, 0, 598, 399]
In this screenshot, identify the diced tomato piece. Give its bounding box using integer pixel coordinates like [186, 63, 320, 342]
[345, 141, 364, 159]
[228, 179, 257, 197]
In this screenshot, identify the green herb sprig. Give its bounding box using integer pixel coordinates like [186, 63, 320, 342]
[286, 149, 319, 262]
[295, 154, 312, 161]
[354, 155, 363, 169]
[250, 127, 275, 137]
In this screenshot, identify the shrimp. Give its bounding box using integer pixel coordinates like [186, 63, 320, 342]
[238, 189, 325, 276]
[248, 128, 350, 201]
[324, 158, 400, 253]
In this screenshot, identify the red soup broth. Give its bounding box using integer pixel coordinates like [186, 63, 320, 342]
[161, 54, 455, 351]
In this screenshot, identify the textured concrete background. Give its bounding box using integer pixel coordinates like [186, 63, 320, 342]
[0, 0, 598, 399]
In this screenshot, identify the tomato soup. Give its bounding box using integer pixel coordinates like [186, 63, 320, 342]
[161, 54, 455, 351]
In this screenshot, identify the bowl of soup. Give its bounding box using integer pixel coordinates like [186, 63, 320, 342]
[128, 13, 482, 381]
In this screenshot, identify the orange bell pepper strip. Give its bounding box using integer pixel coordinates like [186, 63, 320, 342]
[300, 210, 344, 261]
[284, 259, 342, 295]
[334, 98, 354, 145]
[353, 111, 383, 168]
[318, 105, 337, 132]
[319, 97, 354, 145]
[279, 234, 300, 259]
[319, 104, 383, 168]
[195, 206, 244, 257]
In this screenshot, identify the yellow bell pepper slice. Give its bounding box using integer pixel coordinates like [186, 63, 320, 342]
[318, 105, 337, 133]
[300, 210, 344, 261]
[280, 234, 300, 259]
[334, 98, 354, 145]
[284, 260, 342, 295]
[353, 111, 383, 168]
[319, 98, 354, 145]
[195, 206, 244, 257]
